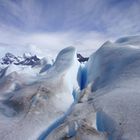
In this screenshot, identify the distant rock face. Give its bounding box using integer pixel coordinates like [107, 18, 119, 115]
[0, 53, 20, 65]
[77, 53, 89, 63]
[0, 52, 40, 66]
[15, 55, 40, 66]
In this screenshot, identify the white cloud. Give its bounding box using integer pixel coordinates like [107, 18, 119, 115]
[0, 0, 140, 35]
[0, 30, 112, 58]
[0, 0, 139, 58]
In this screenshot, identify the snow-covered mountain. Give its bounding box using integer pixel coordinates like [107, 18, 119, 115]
[0, 52, 88, 79]
[0, 35, 140, 140]
[0, 52, 40, 66]
[0, 52, 20, 65]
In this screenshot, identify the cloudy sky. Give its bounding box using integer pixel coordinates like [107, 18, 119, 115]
[0, 0, 140, 57]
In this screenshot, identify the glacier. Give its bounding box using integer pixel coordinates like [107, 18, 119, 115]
[0, 47, 80, 140]
[0, 36, 140, 140]
[86, 36, 140, 140]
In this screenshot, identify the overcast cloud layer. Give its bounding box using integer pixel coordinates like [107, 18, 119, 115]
[0, 0, 140, 57]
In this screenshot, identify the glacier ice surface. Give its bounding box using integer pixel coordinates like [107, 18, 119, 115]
[0, 47, 80, 140]
[0, 36, 140, 140]
[86, 36, 140, 140]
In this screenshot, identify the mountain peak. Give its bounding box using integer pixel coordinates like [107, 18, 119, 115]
[1, 52, 19, 65]
[77, 53, 89, 62]
[0, 52, 40, 66]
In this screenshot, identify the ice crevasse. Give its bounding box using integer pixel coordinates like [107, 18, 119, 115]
[47, 35, 140, 140]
